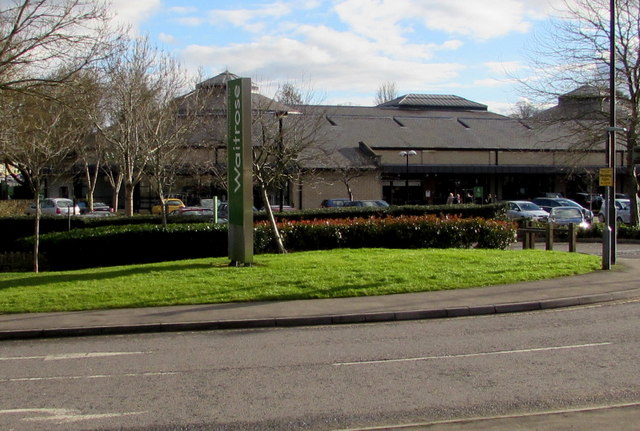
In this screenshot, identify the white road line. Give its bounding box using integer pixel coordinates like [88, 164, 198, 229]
[0, 408, 146, 424]
[0, 351, 150, 361]
[333, 342, 612, 366]
[333, 402, 640, 431]
[2, 371, 179, 383]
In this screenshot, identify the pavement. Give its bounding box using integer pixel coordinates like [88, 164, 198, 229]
[1, 241, 640, 341]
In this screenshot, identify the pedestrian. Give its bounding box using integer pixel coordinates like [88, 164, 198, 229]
[446, 192, 454, 205]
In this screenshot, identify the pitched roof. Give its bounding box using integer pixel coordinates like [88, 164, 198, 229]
[378, 94, 488, 111]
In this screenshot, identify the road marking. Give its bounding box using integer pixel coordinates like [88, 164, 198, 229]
[333, 402, 640, 430]
[333, 342, 612, 366]
[0, 408, 146, 424]
[0, 351, 150, 361]
[1, 371, 179, 383]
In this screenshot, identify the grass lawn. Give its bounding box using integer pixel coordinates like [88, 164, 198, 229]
[0, 248, 600, 314]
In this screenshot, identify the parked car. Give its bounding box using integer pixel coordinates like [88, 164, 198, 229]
[151, 198, 185, 215]
[266, 204, 296, 212]
[82, 210, 116, 218]
[78, 201, 113, 214]
[505, 201, 549, 221]
[169, 207, 214, 218]
[25, 198, 81, 216]
[597, 199, 631, 224]
[548, 206, 591, 229]
[573, 193, 603, 212]
[199, 198, 215, 209]
[342, 200, 390, 208]
[320, 198, 351, 208]
[532, 197, 593, 221]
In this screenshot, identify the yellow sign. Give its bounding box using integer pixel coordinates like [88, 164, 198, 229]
[599, 168, 613, 187]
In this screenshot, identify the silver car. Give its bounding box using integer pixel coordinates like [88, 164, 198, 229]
[25, 198, 81, 216]
[506, 201, 549, 221]
[548, 206, 590, 229]
[598, 199, 631, 224]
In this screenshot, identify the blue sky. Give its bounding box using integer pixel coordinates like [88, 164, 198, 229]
[109, 0, 567, 114]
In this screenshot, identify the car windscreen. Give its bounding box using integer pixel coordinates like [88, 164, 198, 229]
[519, 202, 541, 211]
[554, 208, 581, 218]
[557, 199, 580, 207]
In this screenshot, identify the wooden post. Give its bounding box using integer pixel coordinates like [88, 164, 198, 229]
[523, 221, 532, 249]
[546, 222, 554, 251]
[568, 223, 577, 252]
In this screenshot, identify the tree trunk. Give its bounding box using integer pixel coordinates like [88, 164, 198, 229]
[83, 161, 100, 212]
[32, 192, 41, 273]
[124, 182, 135, 216]
[260, 186, 286, 254]
[624, 143, 640, 226]
[111, 178, 122, 214]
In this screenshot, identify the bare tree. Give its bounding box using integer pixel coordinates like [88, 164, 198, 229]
[276, 82, 304, 105]
[509, 100, 541, 119]
[1, 79, 88, 272]
[375, 81, 398, 105]
[253, 90, 326, 253]
[522, 0, 640, 224]
[95, 37, 193, 217]
[145, 92, 206, 226]
[0, 0, 118, 93]
[69, 69, 107, 213]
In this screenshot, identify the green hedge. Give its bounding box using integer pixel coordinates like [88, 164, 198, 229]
[22, 215, 516, 271]
[0, 203, 509, 252]
[0, 214, 195, 252]
[255, 203, 508, 222]
[274, 216, 515, 251]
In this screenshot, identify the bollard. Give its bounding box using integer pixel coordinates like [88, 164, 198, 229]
[568, 223, 577, 252]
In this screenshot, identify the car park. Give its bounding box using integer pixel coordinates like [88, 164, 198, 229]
[573, 193, 603, 213]
[532, 197, 593, 221]
[597, 199, 631, 224]
[320, 198, 351, 208]
[505, 201, 549, 221]
[82, 210, 116, 217]
[151, 198, 185, 215]
[266, 204, 296, 212]
[342, 200, 390, 207]
[169, 207, 214, 218]
[78, 201, 113, 214]
[199, 198, 215, 209]
[548, 206, 591, 229]
[25, 198, 81, 216]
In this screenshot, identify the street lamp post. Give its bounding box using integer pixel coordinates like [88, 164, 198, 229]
[603, 0, 618, 270]
[399, 150, 417, 204]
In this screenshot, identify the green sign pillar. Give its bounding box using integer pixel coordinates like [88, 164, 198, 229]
[227, 78, 253, 266]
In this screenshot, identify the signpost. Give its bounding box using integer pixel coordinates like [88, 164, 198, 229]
[599, 168, 613, 187]
[227, 78, 253, 266]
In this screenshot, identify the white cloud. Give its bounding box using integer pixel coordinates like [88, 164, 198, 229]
[176, 17, 204, 26]
[484, 61, 525, 75]
[331, 0, 564, 42]
[168, 6, 197, 14]
[207, 2, 293, 32]
[109, 0, 162, 32]
[483, 100, 518, 115]
[473, 77, 508, 88]
[182, 31, 465, 97]
[158, 32, 176, 44]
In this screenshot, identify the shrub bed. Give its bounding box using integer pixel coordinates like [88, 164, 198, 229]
[273, 216, 515, 252]
[0, 203, 509, 252]
[24, 215, 516, 271]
